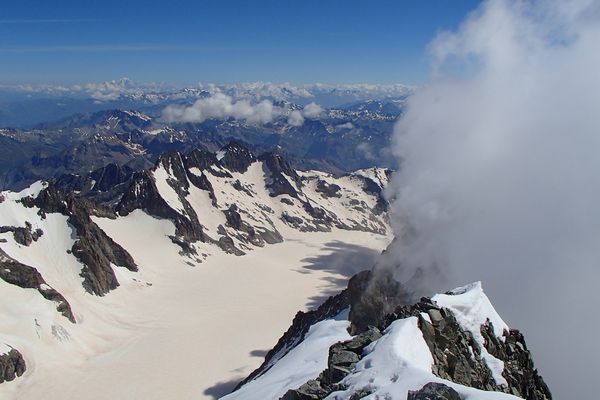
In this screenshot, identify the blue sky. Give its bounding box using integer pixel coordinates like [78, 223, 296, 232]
[0, 0, 481, 85]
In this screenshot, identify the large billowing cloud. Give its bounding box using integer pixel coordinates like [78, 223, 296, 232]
[301, 102, 323, 118]
[286, 102, 324, 126]
[163, 92, 324, 126]
[380, 0, 600, 398]
[162, 92, 281, 124]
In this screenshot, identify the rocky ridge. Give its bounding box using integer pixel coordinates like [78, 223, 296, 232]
[231, 271, 552, 400]
[112, 141, 390, 257]
[0, 349, 26, 384]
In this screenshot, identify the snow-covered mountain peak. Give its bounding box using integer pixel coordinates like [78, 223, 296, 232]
[227, 274, 551, 400]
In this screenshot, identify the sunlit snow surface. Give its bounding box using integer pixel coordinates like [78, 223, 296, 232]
[0, 179, 389, 399]
[223, 310, 352, 400]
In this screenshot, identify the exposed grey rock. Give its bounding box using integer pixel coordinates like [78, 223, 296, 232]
[282, 212, 304, 228]
[329, 349, 359, 368]
[281, 380, 328, 400]
[117, 169, 206, 248]
[0, 349, 26, 384]
[315, 179, 342, 198]
[184, 148, 225, 176]
[407, 382, 461, 400]
[348, 270, 409, 335]
[337, 326, 382, 354]
[68, 198, 137, 295]
[22, 185, 137, 296]
[0, 248, 75, 322]
[260, 152, 302, 198]
[231, 179, 254, 197]
[234, 270, 552, 400]
[481, 322, 553, 400]
[219, 141, 257, 173]
[0, 222, 44, 247]
[358, 175, 388, 215]
[54, 163, 134, 198]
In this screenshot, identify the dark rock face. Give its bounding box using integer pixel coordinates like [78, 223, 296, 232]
[223, 204, 281, 248]
[315, 179, 342, 198]
[0, 349, 26, 384]
[22, 185, 137, 296]
[481, 323, 553, 400]
[53, 163, 135, 206]
[88, 163, 134, 193]
[117, 169, 206, 247]
[359, 176, 388, 215]
[219, 141, 257, 173]
[280, 380, 326, 400]
[347, 270, 409, 335]
[407, 382, 461, 400]
[41, 140, 387, 256]
[260, 153, 302, 198]
[68, 199, 137, 295]
[0, 248, 75, 322]
[185, 148, 230, 178]
[0, 222, 43, 246]
[410, 303, 498, 391]
[116, 145, 292, 256]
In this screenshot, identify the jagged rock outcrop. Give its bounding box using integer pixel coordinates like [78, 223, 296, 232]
[223, 204, 282, 247]
[114, 142, 387, 254]
[219, 141, 257, 173]
[315, 179, 342, 198]
[117, 153, 215, 254]
[68, 197, 138, 295]
[357, 175, 389, 215]
[260, 153, 302, 198]
[347, 269, 409, 335]
[0, 248, 75, 322]
[407, 383, 461, 400]
[0, 222, 43, 246]
[481, 323, 552, 399]
[53, 163, 136, 206]
[5, 141, 389, 297]
[0, 349, 26, 384]
[236, 271, 551, 400]
[21, 185, 137, 296]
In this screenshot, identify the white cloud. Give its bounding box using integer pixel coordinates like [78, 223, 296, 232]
[162, 93, 325, 127]
[162, 92, 281, 124]
[285, 102, 324, 127]
[302, 102, 323, 118]
[356, 142, 376, 160]
[377, 1, 600, 398]
[287, 110, 305, 126]
[336, 122, 354, 130]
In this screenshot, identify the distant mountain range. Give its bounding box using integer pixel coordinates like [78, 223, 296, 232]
[0, 98, 405, 190]
[0, 79, 413, 128]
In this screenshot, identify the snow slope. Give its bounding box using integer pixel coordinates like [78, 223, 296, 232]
[223, 310, 352, 400]
[0, 207, 389, 399]
[0, 144, 392, 398]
